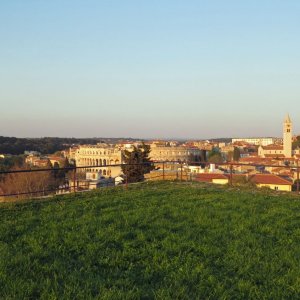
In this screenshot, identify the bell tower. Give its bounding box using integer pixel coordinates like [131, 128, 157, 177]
[283, 114, 292, 158]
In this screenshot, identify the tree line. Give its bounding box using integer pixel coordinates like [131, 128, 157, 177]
[0, 136, 107, 155]
[0, 156, 73, 198]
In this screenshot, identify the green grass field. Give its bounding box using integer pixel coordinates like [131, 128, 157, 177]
[1, 182, 300, 299]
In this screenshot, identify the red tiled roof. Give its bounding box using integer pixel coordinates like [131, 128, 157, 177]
[228, 174, 247, 178]
[261, 145, 283, 150]
[250, 174, 292, 185]
[239, 157, 273, 163]
[196, 173, 228, 182]
[48, 156, 64, 160]
[280, 172, 293, 176]
[271, 167, 286, 172]
[264, 154, 285, 158]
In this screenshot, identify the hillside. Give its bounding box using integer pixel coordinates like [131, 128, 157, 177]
[1, 182, 300, 299]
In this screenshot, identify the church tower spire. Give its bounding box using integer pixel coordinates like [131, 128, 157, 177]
[283, 114, 292, 158]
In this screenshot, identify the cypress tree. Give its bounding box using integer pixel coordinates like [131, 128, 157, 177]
[121, 143, 155, 183]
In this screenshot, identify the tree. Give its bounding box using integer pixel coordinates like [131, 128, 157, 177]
[54, 151, 64, 157]
[232, 175, 255, 187]
[233, 147, 241, 161]
[207, 148, 223, 164]
[45, 159, 52, 169]
[121, 143, 156, 183]
[1, 166, 55, 199]
[0, 155, 25, 181]
[227, 151, 234, 162]
[53, 161, 60, 182]
[0, 157, 75, 199]
[293, 136, 300, 149]
[293, 179, 300, 192]
[62, 157, 70, 168]
[53, 158, 72, 186]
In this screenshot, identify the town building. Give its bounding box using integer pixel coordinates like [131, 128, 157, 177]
[195, 173, 229, 185]
[24, 150, 41, 156]
[258, 115, 300, 159]
[69, 141, 204, 180]
[258, 144, 285, 158]
[68, 172, 115, 192]
[149, 144, 203, 163]
[195, 172, 292, 191]
[47, 156, 65, 167]
[32, 159, 51, 168]
[73, 143, 123, 178]
[232, 137, 281, 146]
[186, 141, 213, 151]
[250, 174, 292, 191]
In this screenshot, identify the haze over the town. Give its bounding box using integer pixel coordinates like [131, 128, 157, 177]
[1, 0, 299, 138]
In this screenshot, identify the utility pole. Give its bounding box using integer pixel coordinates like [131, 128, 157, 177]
[297, 160, 299, 193]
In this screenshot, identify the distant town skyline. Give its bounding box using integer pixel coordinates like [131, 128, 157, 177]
[1, 1, 300, 138]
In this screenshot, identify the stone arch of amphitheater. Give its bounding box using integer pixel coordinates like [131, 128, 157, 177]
[74, 145, 123, 178]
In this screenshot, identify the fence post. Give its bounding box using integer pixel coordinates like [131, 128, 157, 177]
[297, 160, 299, 193]
[230, 164, 233, 186]
[180, 162, 183, 182]
[73, 168, 76, 193]
[162, 162, 165, 180]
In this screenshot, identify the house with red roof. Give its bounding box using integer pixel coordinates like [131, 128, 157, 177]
[195, 173, 229, 185]
[249, 174, 292, 191]
[195, 172, 293, 191]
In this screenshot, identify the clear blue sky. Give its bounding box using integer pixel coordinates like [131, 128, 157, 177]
[0, 0, 299, 139]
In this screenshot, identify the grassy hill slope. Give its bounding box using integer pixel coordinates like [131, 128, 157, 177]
[1, 182, 300, 299]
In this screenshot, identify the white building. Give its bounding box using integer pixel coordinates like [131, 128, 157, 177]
[232, 137, 281, 146]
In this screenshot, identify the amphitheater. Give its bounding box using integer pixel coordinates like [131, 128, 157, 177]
[74, 144, 123, 177]
[71, 143, 203, 178]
